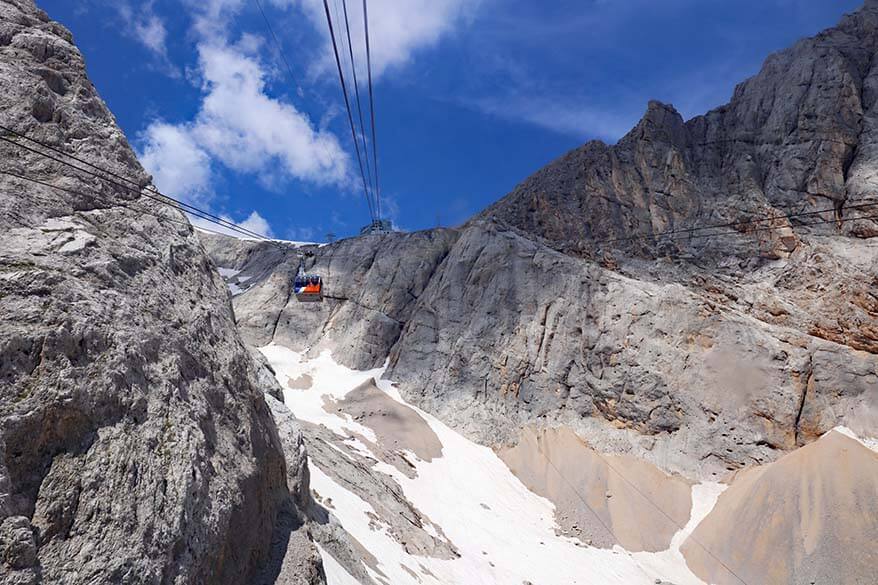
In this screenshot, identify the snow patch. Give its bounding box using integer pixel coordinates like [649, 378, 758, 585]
[216, 267, 254, 296]
[261, 344, 713, 585]
[260, 345, 382, 443]
[316, 544, 361, 585]
[631, 482, 726, 585]
[833, 426, 878, 453]
[310, 463, 427, 584]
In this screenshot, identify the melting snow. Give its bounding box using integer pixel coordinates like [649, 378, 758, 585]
[216, 267, 253, 296]
[261, 343, 716, 585]
[630, 482, 727, 585]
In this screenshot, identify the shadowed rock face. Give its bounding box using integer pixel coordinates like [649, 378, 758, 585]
[0, 1, 319, 583]
[201, 2, 878, 481]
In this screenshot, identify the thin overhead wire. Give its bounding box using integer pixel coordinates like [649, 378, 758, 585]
[340, 0, 376, 211]
[362, 0, 381, 221]
[0, 128, 284, 244]
[603, 202, 878, 247]
[321, 0, 376, 223]
[0, 169, 248, 241]
[250, 0, 322, 122]
[252, 0, 301, 96]
[0, 125, 275, 241]
[603, 199, 875, 245]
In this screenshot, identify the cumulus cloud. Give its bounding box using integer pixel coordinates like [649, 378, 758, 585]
[190, 41, 349, 185]
[236, 210, 274, 236]
[140, 0, 475, 236]
[139, 122, 213, 204]
[270, 0, 480, 78]
[189, 210, 275, 239]
[137, 1, 350, 217]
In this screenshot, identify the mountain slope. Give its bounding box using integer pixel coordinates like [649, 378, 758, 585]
[0, 1, 321, 583]
[200, 2, 878, 481]
[682, 430, 878, 585]
[483, 1, 878, 254]
[195, 3, 878, 584]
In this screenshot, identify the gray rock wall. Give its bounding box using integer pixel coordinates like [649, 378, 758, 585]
[200, 2, 878, 480]
[481, 3, 878, 257]
[0, 1, 318, 583]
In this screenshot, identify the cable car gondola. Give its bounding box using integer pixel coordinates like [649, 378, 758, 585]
[294, 273, 323, 302]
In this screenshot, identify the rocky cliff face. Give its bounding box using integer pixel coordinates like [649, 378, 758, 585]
[484, 2, 878, 254]
[0, 1, 320, 583]
[201, 1, 878, 482]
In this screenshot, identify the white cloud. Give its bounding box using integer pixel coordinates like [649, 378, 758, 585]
[190, 210, 275, 239]
[235, 210, 274, 237]
[132, 13, 169, 56]
[472, 94, 640, 142]
[112, 1, 180, 76]
[187, 0, 246, 41]
[137, 2, 351, 211]
[270, 0, 480, 78]
[138, 122, 213, 204]
[285, 225, 317, 242]
[191, 42, 350, 185]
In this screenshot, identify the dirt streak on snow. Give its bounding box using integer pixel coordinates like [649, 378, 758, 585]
[261, 344, 715, 585]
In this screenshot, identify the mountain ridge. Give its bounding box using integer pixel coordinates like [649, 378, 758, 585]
[480, 0, 878, 259]
[201, 0, 877, 485]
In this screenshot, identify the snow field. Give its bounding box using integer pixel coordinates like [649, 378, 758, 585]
[261, 344, 717, 585]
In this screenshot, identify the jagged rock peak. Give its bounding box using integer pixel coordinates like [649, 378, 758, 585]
[483, 0, 878, 257]
[621, 100, 688, 148]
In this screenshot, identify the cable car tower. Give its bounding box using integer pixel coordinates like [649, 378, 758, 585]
[360, 218, 392, 235]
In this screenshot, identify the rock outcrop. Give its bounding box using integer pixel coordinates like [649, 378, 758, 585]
[201, 1, 878, 483]
[0, 1, 321, 583]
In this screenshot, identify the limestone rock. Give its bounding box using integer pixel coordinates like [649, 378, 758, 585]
[200, 3, 878, 481]
[0, 1, 322, 583]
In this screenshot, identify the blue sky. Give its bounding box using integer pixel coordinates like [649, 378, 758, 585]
[41, 0, 862, 241]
